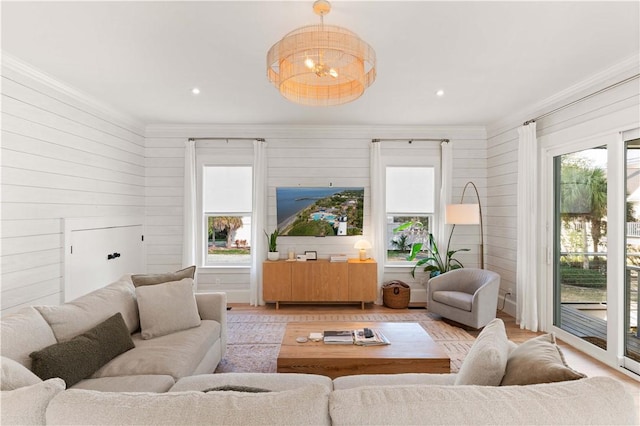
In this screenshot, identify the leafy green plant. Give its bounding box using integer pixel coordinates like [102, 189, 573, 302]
[264, 229, 279, 252]
[394, 221, 469, 278]
[390, 234, 411, 252]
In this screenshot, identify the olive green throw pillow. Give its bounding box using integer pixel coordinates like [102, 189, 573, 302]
[29, 313, 134, 387]
[131, 265, 196, 287]
[500, 333, 586, 386]
[203, 385, 271, 393]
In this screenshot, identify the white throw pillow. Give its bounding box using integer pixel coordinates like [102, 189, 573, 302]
[1, 356, 42, 390]
[136, 278, 201, 339]
[0, 378, 65, 426]
[454, 318, 510, 386]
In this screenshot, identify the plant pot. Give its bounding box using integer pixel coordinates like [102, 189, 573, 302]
[267, 252, 280, 261]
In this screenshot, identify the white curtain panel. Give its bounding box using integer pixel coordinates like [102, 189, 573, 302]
[438, 141, 453, 252]
[370, 142, 385, 302]
[250, 140, 267, 306]
[517, 123, 539, 331]
[182, 139, 197, 269]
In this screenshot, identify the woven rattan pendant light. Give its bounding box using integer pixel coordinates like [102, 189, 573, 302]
[266, 0, 376, 106]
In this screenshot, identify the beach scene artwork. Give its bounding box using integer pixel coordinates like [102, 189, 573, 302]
[276, 187, 364, 236]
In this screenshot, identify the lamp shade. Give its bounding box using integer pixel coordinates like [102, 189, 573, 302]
[445, 204, 480, 225]
[354, 240, 372, 250]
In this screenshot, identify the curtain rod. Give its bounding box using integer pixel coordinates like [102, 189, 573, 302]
[372, 138, 449, 143]
[523, 73, 639, 126]
[188, 137, 266, 142]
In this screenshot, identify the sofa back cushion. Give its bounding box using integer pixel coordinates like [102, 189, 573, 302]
[1, 356, 42, 390]
[35, 278, 139, 342]
[0, 306, 57, 369]
[46, 384, 331, 425]
[0, 378, 65, 426]
[329, 377, 636, 425]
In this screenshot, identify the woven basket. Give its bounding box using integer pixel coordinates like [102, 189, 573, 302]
[382, 280, 411, 309]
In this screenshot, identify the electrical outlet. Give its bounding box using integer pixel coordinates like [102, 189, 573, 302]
[507, 287, 513, 294]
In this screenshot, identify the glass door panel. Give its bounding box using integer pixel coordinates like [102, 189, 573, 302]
[554, 147, 608, 349]
[625, 139, 640, 367]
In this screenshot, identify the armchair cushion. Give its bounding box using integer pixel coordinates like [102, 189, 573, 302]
[432, 291, 473, 311]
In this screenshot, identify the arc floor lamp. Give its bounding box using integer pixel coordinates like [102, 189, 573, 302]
[445, 181, 484, 269]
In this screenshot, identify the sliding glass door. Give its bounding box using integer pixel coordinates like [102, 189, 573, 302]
[625, 139, 640, 372]
[553, 147, 608, 349]
[549, 134, 640, 375]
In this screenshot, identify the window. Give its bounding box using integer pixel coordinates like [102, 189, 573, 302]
[203, 166, 252, 266]
[386, 166, 435, 263]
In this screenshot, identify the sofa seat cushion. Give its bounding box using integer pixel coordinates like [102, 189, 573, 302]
[170, 373, 333, 393]
[91, 320, 220, 380]
[333, 373, 456, 390]
[35, 279, 139, 341]
[0, 307, 57, 369]
[72, 375, 175, 393]
[46, 384, 331, 426]
[329, 377, 636, 425]
[432, 291, 473, 311]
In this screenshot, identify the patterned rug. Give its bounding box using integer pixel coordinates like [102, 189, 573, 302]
[215, 311, 475, 374]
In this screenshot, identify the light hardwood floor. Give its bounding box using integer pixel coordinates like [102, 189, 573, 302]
[228, 303, 640, 410]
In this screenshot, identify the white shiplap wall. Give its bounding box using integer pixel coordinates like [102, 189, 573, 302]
[144, 125, 486, 304]
[486, 62, 640, 318]
[1, 58, 145, 314]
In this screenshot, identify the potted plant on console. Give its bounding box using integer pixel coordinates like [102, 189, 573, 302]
[265, 228, 280, 261]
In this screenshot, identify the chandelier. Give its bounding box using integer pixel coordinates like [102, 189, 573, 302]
[266, 0, 376, 106]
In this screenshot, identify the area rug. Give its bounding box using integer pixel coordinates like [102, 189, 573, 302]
[215, 311, 475, 374]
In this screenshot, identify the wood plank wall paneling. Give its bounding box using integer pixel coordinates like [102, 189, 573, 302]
[0, 66, 145, 314]
[486, 77, 640, 317]
[145, 133, 486, 304]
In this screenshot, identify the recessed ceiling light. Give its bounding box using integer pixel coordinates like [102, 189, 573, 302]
[191, 87, 201, 95]
[436, 89, 445, 97]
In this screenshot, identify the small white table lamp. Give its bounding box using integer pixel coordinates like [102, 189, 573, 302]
[354, 239, 372, 261]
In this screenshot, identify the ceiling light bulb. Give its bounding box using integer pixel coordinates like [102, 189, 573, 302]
[304, 58, 315, 69]
[329, 68, 338, 78]
[436, 89, 444, 97]
[192, 88, 201, 95]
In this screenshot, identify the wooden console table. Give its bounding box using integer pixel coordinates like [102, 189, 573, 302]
[263, 259, 377, 309]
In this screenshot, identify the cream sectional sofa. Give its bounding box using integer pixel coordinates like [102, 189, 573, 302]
[1, 289, 637, 425]
[0, 275, 227, 393]
[4, 372, 636, 425]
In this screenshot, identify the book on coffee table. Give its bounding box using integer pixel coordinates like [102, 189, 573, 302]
[354, 328, 390, 346]
[323, 330, 353, 344]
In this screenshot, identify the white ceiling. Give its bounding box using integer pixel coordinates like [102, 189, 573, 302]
[2, 1, 638, 127]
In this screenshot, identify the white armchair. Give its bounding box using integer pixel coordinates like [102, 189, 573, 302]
[427, 268, 500, 329]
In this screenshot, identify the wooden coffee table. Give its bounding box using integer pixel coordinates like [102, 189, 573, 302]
[277, 322, 450, 378]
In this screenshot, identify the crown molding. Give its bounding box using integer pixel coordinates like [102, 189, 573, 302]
[144, 123, 487, 141]
[486, 53, 640, 139]
[1, 52, 146, 135]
